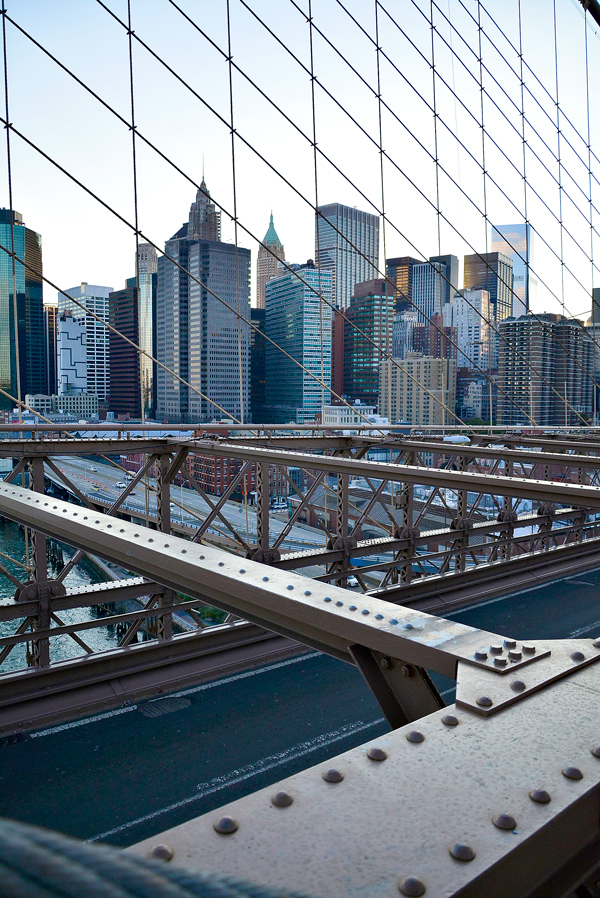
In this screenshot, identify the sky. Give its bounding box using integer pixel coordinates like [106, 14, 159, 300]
[2, 0, 600, 315]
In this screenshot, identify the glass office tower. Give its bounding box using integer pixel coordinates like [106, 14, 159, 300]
[316, 203, 379, 310]
[0, 209, 45, 411]
[136, 243, 158, 417]
[491, 223, 537, 318]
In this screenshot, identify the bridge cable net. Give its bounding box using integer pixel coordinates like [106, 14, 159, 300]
[2, 3, 598, 430]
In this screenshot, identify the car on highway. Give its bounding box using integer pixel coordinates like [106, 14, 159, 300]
[116, 481, 126, 489]
[90, 466, 97, 472]
[346, 575, 359, 587]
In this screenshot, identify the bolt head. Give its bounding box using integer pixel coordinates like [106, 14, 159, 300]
[494, 657, 507, 668]
[406, 730, 425, 743]
[529, 789, 551, 804]
[490, 644, 503, 655]
[571, 651, 585, 663]
[398, 875, 426, 896]
[474, 650, 488, 661]
[562, 766, 583, 780]
[441, 714, 459, 727]
[508, 650, 522, 661]
[322, 768, 344, 783]
[492, 813, 517, 831]
[522, 644, 536, 654]
[379, 657, 391, 669]
[367, 747, 388, 761]
[449, 842, 475, 861]
[591, 746, 600, 758]
[511, 680, 526, 692]
[149, 844, 173, 861]
[476, 695, 493, 707]
[271, 790, 293, 807]
[400, 665, 412, 678]
[213, 815, 238, 834]
[593, 638, 600, 649]
[504, 639, 517, 649]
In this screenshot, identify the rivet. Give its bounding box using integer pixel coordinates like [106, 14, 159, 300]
[218, 562, 224, 567]
[591, 746, 600, 758]
[367, 746, 388, 761]
[508, 650, 522, 661]
[523, 644, 536, 654]
[304, 590, 311, 595]
[148, 538, 154, 543]
[474, 650, 488, 661]
[263, 576, 269, 581]
[322, 768, 343, 783]
[398, 875, 426, 896]
[477, 695, 493, 707]
[406, 730, 425, 743]
[361, 609, 369, 615]
[349, 605, 357, 611]
[511, 680, 526, 692]
[119, 528, 125, 533]
[379, 657, 390, 669]
[490, 644, 503, 654]
[336, 601, 343, 606]
[593, 638, 600, 649]
[199, 555, 205, 559]
[405, 623, 414, 630]
[390, 618, 399, 625]
[150, 844, 174, 861]
[213, 815, 238, 834]
[449, 843, 475, 861]
[107, 523, 112, 527]
[529, 789, 551, 804]
[239, 568, 245, 573]
[442, 714, 458, 726]
[494, 657, 507, 668]
[324, 597, 331, 603]
[271, 790, 293, 807]
[562, 766, 583, 780]
[492, 813, 516, 830]
[287, 585, 294, 590]
[164, 544, 169, 548]
[571, 651, 585, 662]
[504, 639, 517, 649]
[376, 613, 384, 620]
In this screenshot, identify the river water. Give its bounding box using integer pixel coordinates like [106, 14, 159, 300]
[0, 518, 123, 672]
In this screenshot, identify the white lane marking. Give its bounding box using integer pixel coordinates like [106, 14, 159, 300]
[89, 717, 385, 842]
[30, 652, 321, 738]
[30, 706, 137, 738]
[440, 687, 455, 697]
[569, 619, 600, 638]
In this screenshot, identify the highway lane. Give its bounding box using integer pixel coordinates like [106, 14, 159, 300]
[48, 456, 329, 552]
[0, 565, 599, 847]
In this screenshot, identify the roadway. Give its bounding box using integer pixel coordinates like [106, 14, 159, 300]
[47, 456, 330, 554]
[1, 566, 600, 847]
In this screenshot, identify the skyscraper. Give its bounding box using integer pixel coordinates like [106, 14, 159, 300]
[43, 304, 58, 395]
[57, 311, 87, 395]
[491, 223, 536, 317]
[497, 314, 593, 426]
[412, 260, 446, 323]
[343, 278, 393, 407]
[256, 213, 284, 310]
[59, 284, 112, 402]
[463, 252, 514, 323]
[385, 256, 419, 312]
[315, 203, 379, 310]
[156, 181, 250, 423]
[443, 289, 493, 371]
[264, 262, 333, 423]
[429, 254, 459, 308]
[187, 178, 221, 242]
[109, 279, 140, 418]
[136, 243, 158, 417]
[0, 209, 45, 410]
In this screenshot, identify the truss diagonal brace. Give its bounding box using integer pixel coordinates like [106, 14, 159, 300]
[349, 643, 444, 729]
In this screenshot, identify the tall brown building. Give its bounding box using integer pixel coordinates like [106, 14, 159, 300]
[385, 256, 419, 312]
[256, 213, 284, 309]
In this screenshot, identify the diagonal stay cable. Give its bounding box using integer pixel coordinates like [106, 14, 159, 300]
[6, 4, 584, 424]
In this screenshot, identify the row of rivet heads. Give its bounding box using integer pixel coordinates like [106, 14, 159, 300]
[472, 638, 600, 706]
[147, 724, 600, 896]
